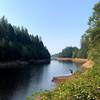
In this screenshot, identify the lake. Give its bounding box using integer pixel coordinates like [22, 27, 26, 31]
[0, 60, 80, 100]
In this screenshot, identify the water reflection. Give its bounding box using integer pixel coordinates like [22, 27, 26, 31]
[0, 61, 80, 100]
[0, 67, 31, 100]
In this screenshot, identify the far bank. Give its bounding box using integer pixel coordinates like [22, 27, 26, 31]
[56, 57, 93, 69]
[0, 59, 50, 68]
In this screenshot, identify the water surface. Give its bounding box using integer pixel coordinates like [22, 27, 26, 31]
[0, 60, 80, 100]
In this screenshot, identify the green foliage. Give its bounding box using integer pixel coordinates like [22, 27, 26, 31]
[0, 16, 50, 62]
[79, 34, 89, 58]
[59, 47, 79, 58]
[86, 1, 100, 61]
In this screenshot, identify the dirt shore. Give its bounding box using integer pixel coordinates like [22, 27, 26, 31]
[52, 57, 93, 83]
[56, 57, 87, 64]
[56, 57, 93, 68]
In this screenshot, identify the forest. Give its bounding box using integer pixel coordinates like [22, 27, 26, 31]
[58, 47, 79, 58]
[54, 36, 89, 59]
[29, 1, 100, 100]
[0, 16, 50, 62]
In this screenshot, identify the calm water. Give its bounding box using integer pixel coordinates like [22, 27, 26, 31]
[0, 60, 80, 100]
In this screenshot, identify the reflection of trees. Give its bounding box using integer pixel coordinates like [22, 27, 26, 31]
[0, 64, 49, 100]
[0, 66, 31, 100]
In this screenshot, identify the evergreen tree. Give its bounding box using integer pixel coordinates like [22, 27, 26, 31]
[0, 16, 50, 62]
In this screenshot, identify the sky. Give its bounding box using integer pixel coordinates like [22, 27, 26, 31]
[0, 0, 99, 54]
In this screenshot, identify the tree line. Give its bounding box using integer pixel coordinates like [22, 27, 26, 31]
[0, 16, 50, 62]
[78, 1, 100, 61]
[58, 47, 79, 58]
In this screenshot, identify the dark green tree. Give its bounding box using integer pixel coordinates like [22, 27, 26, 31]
[0, 16, 50, 62]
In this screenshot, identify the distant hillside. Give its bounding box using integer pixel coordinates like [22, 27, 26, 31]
[52, 47, 79, 59]
[53, 42, 89, 59]
[59, 47, 79, 58]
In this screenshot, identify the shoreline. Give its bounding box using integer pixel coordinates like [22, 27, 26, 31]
[56, 57, 93, 68]
[56, 57, 88, 64]
[52, 57, 93, 83]
[0, 59, 50, 68]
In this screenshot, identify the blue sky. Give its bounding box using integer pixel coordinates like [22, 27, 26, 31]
[0, 0, 99, 54]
